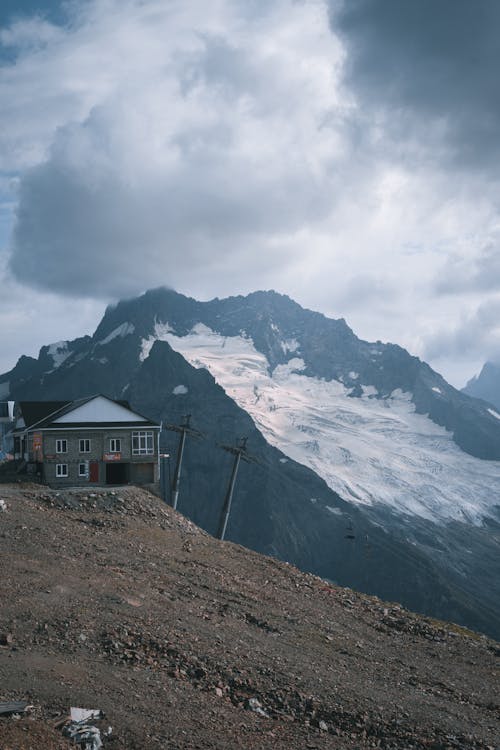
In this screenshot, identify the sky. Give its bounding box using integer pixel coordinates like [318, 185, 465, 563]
[1, 0, 500, 388]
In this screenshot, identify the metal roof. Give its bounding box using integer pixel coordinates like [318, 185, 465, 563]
[16, 395, 159, 430]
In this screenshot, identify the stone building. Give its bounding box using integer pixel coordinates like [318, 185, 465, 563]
[12, 395, 160, 486]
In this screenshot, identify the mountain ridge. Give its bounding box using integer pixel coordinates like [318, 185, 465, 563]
[87, 287, 500, 461]
[1, 287, 500, 640]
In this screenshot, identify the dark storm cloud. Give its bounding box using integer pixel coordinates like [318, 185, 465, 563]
[9, 106, 333, 298]
[6, 1, 346, 299]
[331, 0, 500, 170]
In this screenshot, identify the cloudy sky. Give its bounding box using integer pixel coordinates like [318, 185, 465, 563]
[1, 0, 500, 387]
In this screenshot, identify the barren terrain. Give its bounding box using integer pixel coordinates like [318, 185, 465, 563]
[0, 484, 498, 749]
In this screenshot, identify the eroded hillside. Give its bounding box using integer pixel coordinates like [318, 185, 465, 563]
[0, 484, 498, 749]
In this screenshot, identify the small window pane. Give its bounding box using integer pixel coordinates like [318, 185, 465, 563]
[56, 439, 67, 453]
[56, 464, 68, 477]
[79, 439, 90, 453]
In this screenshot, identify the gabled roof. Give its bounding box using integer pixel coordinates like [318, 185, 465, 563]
[18, 401, 70, 428]
[17, 395, 159, 430]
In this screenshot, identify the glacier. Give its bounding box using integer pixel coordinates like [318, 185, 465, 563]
[141, 323, 500, 525]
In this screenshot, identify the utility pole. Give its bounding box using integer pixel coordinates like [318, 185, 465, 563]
[164, 415, 202, 511]
[217, 437, 257, 541]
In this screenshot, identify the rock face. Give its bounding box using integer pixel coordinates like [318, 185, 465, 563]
[1, 287, 500, 640]
[463, 361, 500, 411]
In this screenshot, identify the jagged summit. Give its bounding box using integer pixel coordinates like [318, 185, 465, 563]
[463, 360, 500, 411]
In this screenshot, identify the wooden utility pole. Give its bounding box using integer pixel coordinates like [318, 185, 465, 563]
[164, 415, 202, 511]
[217, 437, 257, 541]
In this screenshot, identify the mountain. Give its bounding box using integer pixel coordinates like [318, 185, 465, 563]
[463, 361, 500, 411]
[1, 484, 498, 750]
[1, 287, 500, 639]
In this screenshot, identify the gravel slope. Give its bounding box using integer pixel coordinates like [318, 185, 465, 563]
[0, 484, 498, 749]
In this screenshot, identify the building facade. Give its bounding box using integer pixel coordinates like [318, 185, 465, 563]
[0, 400, 14, 458]
[13, 395, 161, 487]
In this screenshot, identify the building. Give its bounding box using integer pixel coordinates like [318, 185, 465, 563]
[12, 395, 161, 486]
[0, 401, 14, 457]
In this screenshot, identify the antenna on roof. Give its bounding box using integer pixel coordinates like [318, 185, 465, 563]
[164, 415, 203, 511]
[216, 437, 258, 541]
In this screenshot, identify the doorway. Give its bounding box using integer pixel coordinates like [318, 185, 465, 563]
[105, 462, 130, 485]
[89, 460, 99, 483]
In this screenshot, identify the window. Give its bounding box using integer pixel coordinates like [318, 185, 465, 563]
[78, 462, 88, 477]
[56, 464, 68, 477]
[79, 439, 91, 453]
[132, 431, 153, 455]
[56, 439, 67, 453]
[109, 438, 121, 453]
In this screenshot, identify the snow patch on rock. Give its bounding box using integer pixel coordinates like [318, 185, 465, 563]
[173, 385, 188, 395]
[99, 322, 135, 346]
[47, 341, 71, 368]
[487, 407, 500, 420]
[140, 322, 175, 361]
[280, 338, 300, 354]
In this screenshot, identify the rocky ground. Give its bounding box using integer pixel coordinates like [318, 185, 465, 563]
[0, 483, 498, 750]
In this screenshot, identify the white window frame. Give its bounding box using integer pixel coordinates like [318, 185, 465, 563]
[132, 431, 154, 455]
[79, 439, 91, 453]
[78, 461, 89, 477]
[109, 438, 121, 453]
[56, 439, 67, 453]
[56, 463, 68, 478]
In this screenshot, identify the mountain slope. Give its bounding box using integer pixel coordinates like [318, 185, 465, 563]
[1, 484, 499, 750]
[1, 288, 500, 639]
[95, 287, 500, 461]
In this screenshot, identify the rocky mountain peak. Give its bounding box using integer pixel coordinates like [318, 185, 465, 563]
[463, 360, 500, 410]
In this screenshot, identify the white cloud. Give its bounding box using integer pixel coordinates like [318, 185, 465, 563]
[5, 0, 351, 299]
[0, 0, 500, 387]
[0, 254, 104, 374]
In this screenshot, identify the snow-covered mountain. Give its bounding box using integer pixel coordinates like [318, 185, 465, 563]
[141, 321, 500, 525]
[2, 288, 500, 639]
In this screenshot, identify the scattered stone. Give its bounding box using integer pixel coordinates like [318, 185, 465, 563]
[246, 697, 269, 718]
